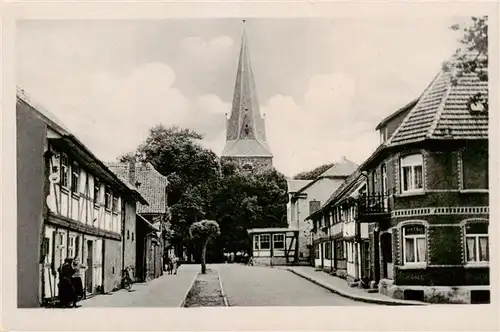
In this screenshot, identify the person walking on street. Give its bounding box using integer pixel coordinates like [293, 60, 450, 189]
[71, 257, 87, 307]
[170, 253, 178, 275]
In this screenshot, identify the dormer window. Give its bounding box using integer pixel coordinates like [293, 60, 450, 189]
[379, 127, 388, 144]
[467, 93, 488, 113]
[242, 163, 253, 172]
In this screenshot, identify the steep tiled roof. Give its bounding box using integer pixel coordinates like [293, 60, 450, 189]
[286, 179, 312, 193]
[108, 162, 168, 215]
[375, 98, 419, 131]
[222, 139, 273, 157]
[319, 157, 358, 177]
[17, 86, 71, 135]
[18, 87, 147, 204]
[388, 58, 488, 146]
[307, 170, 364, 220]
[292, 157, 358, 196]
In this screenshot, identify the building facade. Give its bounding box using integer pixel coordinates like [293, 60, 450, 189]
[17, 88, 147, 307]
[108, 160, 169, 282]
[360, 64, 489, 304]
[287, 158, 358, 264]
[306, 54, 489, 304]
[247, 228, 299, 266]
[221, 23, 273, 173]
[308, 172, 370, 285]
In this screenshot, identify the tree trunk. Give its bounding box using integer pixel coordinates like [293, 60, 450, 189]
[201, 238, 209, 274]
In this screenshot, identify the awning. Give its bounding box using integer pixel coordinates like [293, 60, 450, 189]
[247, 227, 299, 234]
[137, 214, 159, 232]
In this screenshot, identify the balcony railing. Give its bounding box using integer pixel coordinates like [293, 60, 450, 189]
[357, 193, 390, 217]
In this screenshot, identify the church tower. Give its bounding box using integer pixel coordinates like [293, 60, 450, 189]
[222, 21, 273, 173]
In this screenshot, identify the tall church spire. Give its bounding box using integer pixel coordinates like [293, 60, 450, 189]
[222, 21, 273, 168]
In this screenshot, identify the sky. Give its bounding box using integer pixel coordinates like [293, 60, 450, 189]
[17, 18, 466, 177]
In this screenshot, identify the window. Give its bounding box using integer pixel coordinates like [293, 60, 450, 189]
[94, 178, 101, 205]
[60, 155, 69, 188]
[253, 235, 260, 250]
[465, 223, 489, 263]
[260, 234, 270, 250]
[324, 242, 332, 259]
[112, 195, 119, 213]
[132, 232, 134, 241]
[315, 245, 320, 259]
[273, 234, 285, 249]
[68, 236, 75, 259]
[335, 240, 345, 259]
[403, 225, 426, 264]
[105, 186, 111, 210]
[70, 162, 80, 193]
[242, 163, 253, 172]
[373, 171, 379, 194]
[127, 230, 130, 239]
[381, 164, 388, 194]
[400, 154, 424, 193]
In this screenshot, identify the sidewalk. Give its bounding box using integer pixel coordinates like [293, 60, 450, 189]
[83, 265, 199, 307]
[285, 266, 426, 306]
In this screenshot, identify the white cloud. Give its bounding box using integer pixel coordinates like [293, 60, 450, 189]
[180, 36, 234, 72]
[18, 60, 229, 162]
[264, 73, 379, 177]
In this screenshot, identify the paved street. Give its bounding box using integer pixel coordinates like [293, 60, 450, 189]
[215, 264, 374, 306]
[83, 264, 199, 307]
[81, 263, 374, 307]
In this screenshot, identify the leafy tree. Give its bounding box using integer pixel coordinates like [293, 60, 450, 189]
[449, 16, 488, 81]
[212, 164, 288, 255]
[293, 163, 333, 180]
[120, 125, 220, 260]
[447, 16, 488, 112]
[189, 220, 220, 274]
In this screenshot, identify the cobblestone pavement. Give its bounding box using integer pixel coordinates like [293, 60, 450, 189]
[215, 264, 375, 306]
[83, 264, 199, 307]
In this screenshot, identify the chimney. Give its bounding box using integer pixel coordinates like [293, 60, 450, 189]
[128, 158, 136, 187]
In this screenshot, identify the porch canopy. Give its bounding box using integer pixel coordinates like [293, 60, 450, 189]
[247, 227, 299, 234]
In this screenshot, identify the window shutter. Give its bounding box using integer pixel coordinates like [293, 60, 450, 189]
[53, 231, 61, 274]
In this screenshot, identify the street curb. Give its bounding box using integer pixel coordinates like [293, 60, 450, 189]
[216, 269, 230, 307]
[179, 272, 199, 308]
[286, 268, 426, 306]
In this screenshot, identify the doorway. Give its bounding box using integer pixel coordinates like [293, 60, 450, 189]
[380, 232, 393, 279]
[85, 240, 93, 293]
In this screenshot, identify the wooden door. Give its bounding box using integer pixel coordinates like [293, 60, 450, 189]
[85, 240, 93, 293]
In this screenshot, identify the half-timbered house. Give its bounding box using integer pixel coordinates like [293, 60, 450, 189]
[16, 88, 147, 307]
[247, 228, 299, 265]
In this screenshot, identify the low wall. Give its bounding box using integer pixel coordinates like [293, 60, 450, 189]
[253, 257, 294, 266]
[378, 279, 490, 304]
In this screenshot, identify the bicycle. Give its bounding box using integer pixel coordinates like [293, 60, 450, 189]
[121, 267, 133, 291]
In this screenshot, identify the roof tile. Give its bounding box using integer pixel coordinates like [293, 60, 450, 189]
[108, 162, 168, 215]
[388, 61, 488, 146]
